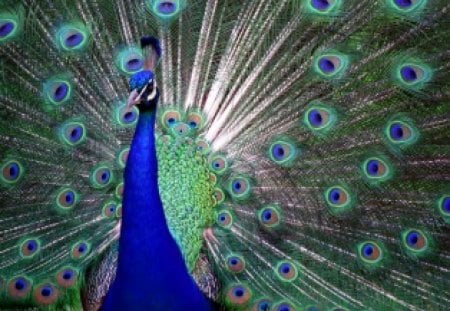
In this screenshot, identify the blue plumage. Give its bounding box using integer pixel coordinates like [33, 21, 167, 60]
[101, 72, 211, 310]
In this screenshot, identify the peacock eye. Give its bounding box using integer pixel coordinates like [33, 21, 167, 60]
[304, 102, 337, 134]
[268, 137, 297, 166]
[115, 47, 144, 74]
[400, 65, 422, 83]
[102, 201, 117, 218]
[56, 24, 89, 51]
[44, 80, 71, 104]
[148, 0, 184, 19]
[170, 122, 191, 137]
[402, 229, 429, 255]
[195, 138, 210, 155]
[394, 60, 431, 89]
[228, 176, 251, 199]
[56, 188, 78, 210]
[358, 241, 383, 265]
[217, 210, 233, 228]
[361, 156, 393, 183]
[33, 283, 59, 305]
[20, 238, 40, 258]
[114, 104, 139, 128]
[0, 19, 16, 39]
[56, 267, 78, 288]
[161, 109, 182, 130]
[90, 165, 114, 189]
[226, 284, 252, 306]
[258, 205, 281, 228]
[186, 111, 205, 130]
[311, 0, 332, 11]
[306, 306, 321, 311]
[388, 0, 427, 13]
[71, 241, 90, 259]
[226, 254, 245, 273]
[59, 121, 86, 146]
[275, 261, 298, 282]
[8, 276, 31, 298]
[252, 299, 272, 311]
[1, 159, 24, 185]
[315, 53, 349, 78]
[325, 186, 352, 214]
[274, 302, 296, 311]
[438, 196, 450, 217]
[209, 154, 229, 174]
[158, 1, 177, 14]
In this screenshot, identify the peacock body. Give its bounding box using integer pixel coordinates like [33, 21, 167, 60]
[0, 0, 449, 310]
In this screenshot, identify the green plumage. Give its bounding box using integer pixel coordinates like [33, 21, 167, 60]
[0, 0, 449, 310]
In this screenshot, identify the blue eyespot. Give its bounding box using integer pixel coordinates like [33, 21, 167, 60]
[226, 254, 245, 273]
[158, 1, 177, 14]
[58, 121, 86, 146]
[33, 283, 59, 305]
[228, 176, 251, 200]
[90, 165, 114, 189]
[269, 138, 297, 166]
[56, 267, 78, 288]
[20, 238, 40, 258]
[395, 0, 412, 7]
[258, 205, 281, 227]
[0, 21, 14, 38]
[439, 196, 450, 216]
[402, 229, 429, 253]
[217, 210, 233, 228]
[114, 104, 139, 127]
[358, 241, 383, 265]
[400, 66, 418, 82]
[319, 58, 335, 73]
[226, 284, 251, 306]
[1, 159, 24, 185]
[56, 24, 89, 52]
[275, 261, 298, 282]
[312, 0, 331, 10]
[71, 241, 90, 259]
[362, 156, 392, 183]
[7, 276, 31, 298]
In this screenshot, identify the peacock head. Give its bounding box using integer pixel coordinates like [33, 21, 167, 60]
[128, 70, 159, 109]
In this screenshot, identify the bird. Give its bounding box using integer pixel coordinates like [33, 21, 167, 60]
[0, 0, 449, 310]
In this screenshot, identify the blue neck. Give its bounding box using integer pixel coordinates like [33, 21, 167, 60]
[101, 109, 211, 310]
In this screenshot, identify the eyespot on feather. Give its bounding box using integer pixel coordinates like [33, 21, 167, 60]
[56, 267, 78, 288]
[1, 158, 24, 186]
[209, 154, 229, 175]
[228, 175, 252, 200]
[225, 284, 252, 306]
[33, 283, 59, 305]
[314, 52, 349, 79]
[357, 241, 384, 265]
[19, 238, 41, 258]
[257, 204, 281, 228]
[55, 23, 90, 52]
[89, 164, 114, 189]
[7, 276, 32, 299]
[275, 261, 299, 282]
[71, 241, 90, 259]
[226, 254, 245, 273]
[216, 210, 233, 229]
[55, 187, 78, 211]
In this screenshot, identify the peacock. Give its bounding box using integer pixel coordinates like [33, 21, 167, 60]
[0, 0, 449, 310]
